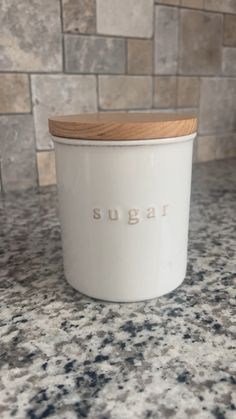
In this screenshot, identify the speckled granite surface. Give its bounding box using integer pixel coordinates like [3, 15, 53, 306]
[0, 159, 235, 419]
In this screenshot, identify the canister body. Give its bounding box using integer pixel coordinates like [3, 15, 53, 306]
[53, 134, 195, 302]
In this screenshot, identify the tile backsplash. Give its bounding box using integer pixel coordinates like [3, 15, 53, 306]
[0, 0, 236, 191]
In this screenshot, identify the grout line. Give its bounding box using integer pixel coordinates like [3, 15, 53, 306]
[1, 69, 236, 78]
[125, 38, 128, 75]
[154, 2, 235, 16]
[98, 107, 198, 112]
[220, 13, 225, 76]
[0, 158, 5, 194]
[59, 0, 66, 72]
[195, 76, 202, 162]
[177, 6, 181, 78]
[36, 148, 55, 153]
[0, 112, 33, 116]
[174, 6, 180, 108]
[63, 30, 153, 40]
[27, 74, 33, 115]
[96, 74, 100, 110]
[152, 1, 156, 106]
[95, 0, 98, 33]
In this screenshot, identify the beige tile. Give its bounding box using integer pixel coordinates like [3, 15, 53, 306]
[179, 10, 222, 75]
[99, 76, 152, 110]
[37, 151, 56, 186]
[65, 35, 125, 74]
[177, 77, 200, 107]
[224, 14, 236, 47]
[153, 77, 177, 108]
[0, 74, 30, 113]
[62, 0, 96, 33]
[215, 134, 236, 160]
[97, 0, 153, 38]
[222, 48, 236, 76]
[197, 135, 217, 162]
[199, 78, 236, 135]
[204, 0, 236, 14]
[155, 0, 179, 5]
[0, 0, 62, 71]
[0, 115, 37, 191]
[127, 39, 153, 75]
[31, 75, 97, 150]
[181, 0, 204, 8]
[154, 6, 179, 74]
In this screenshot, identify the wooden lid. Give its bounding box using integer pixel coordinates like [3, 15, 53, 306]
[48, 112, 197, 141]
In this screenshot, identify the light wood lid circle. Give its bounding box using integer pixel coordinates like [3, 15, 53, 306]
[48, 112, 197, 141]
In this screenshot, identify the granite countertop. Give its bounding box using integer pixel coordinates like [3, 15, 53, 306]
[0, 159, 236, 419]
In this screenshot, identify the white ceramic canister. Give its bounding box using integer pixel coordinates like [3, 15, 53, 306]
[49, 113, 197, 302]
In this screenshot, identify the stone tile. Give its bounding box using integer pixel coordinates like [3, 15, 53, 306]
[0, 74, 30, 113]
[197, 135, 217, 162]
[153, 77, 177, 108]
[154, 6, 179, 74]
[99, 76, 152, 109]
[97, 0, 153, 38]
[197, 134, 236, 162]
[179, 10, 222, 75]
[31, 75, 97, 149]
[181, 0, 204, 8]
[215, 134, 236, 159]
[192, 135, 198, 163]
[224, 15, 236, 47]
[37, 151, 56, 186]
[155, 0, 179, 5]
[199, 78, 236, 134]
[0, 0, 62, 71]
[65, 35, 125, 74]
[204, 0, 236, 14]
[222, 48, 236, 76]
[62, 0, 96, 33]
[127, 39, 153, 75]
[177, 77, 200, 107]
[0, 115, 37, 191]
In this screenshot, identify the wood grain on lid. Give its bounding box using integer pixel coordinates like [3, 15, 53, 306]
[48, 113, 197, 141]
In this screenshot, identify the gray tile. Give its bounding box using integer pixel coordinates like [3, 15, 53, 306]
[222, 48, 236, 76]
[97, 0, 153, 38]
[127, 39, 153, 75]
[204, 0, 236, 14]
[0, 115, 37, 191]
[197, 135, 217, 162]
[153, 77, 177, 108]
[62, 0, 96, 33]
[199, 78, 236, 134]
[215, 134, 236, 159]
[224, 14, 236, 47]
[179, 10, 222, 75]
[177, 77, 200, 108]
[0, 74, 31, 113]
[154, 6, 179, 74]
[65, 35, 125, 74]
[192, 135, 198, 163]
[99, 76, 152, 110]
[197, 133, 236, 162]
[0, 0, 62, 71]
[31, 75, 97, 149]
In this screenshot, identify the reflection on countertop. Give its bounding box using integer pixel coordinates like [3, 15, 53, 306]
[0, 159, 235, 419]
